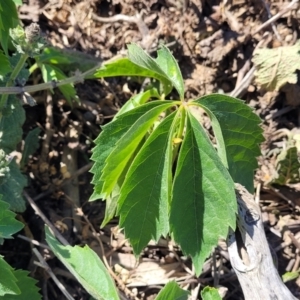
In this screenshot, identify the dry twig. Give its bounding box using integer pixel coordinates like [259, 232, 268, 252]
[33, 248, 75, 300]
[23, 190, 69, 246]
[254, 0, 299, 35]
[92, 13, 149, 39]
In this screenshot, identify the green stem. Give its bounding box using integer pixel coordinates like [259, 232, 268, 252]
[177, 106, 186, 139]
[0, 54, 123, 96]
[0, 53, 29, 109]
[29, 62, 38, 74]
[172, 106, 186, 164]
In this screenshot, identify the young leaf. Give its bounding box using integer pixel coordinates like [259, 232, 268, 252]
[90, 100, 172, 201]
[128, 44, 176, 97]
[93, 57, 170, 92]
[0, 197, 23, 242]
[118, 112, 176, 254]
[253, 41, 300, 91]
[101, 189, 119, 228]
[170, 111, 236, 276]
[0, 160, 27, 212]
[1, 270, 41, 300]
[100, 101, 175, 198]
[115, 88, 160, 118]
[0, 51, 12, 79]
[12, 0, 23, 6]
[0, 257, 20, 296]
[156, 281, 189, 300]
[155, 45, 184, 99]
[194, 94, 263, 192]
[20, 127, 41, 169]
[282, 271, 300, 283]
[41, 64, 78, 104]
[45, 227, 119, 300]
[0, 0, 19, 55]
[201, 286, 222, 300]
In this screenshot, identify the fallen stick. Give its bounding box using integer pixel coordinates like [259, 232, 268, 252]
[227, 184, 297, 300]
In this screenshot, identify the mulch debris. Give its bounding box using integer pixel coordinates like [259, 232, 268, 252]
[3, 0, 300, 299]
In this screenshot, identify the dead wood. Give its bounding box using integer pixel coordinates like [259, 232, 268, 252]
[227, 184, 297, 300]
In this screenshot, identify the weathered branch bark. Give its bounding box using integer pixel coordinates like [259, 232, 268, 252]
[227, 183, 297, 300]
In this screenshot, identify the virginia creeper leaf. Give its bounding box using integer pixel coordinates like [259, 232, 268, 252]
[93, 57, 171, 93]
[0, 197, 23, 243]
[90, 100, 173, 201]
[101, 127, 148, 227]
[101, 191, 118, 228]
[41, 64, 78, 104]
[127, 44, 175, 96]
[170, 111, 236, 276]
[194, 94, 263, 192]
[155, 45, 184, 99]
[1, 270, 41, 300]
[100, 102, 175, 198]
[201, 286, 222, 300]
[118, 112, 176, 254]
[0, 257, 20, 296]
[156, 281, 189, 300]
[115, 88, 160, 118]
[45, 227, 119, 300]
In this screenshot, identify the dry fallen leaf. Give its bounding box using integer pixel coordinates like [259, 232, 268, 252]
[253, 41, 300, 91]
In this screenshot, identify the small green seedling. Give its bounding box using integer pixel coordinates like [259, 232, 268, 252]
[90, 43, 263, 275]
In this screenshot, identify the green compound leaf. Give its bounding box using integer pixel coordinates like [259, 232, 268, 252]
[0, 197, 23, 243]
[115, 88, 160, 118]
[156, 281, 189, 300]
[2, 270, 41, 300]
[0, 97, 25, 153]
[155, 45, 184, 100]
[0, 160, 27, 212]
[0, 257, 20, 297]
[194, 94, 264, 193]
[101, 188, 119, 228]
[90, 100, 174, 201]
[201, 286, 222, 300]
[127, 44, 180, 97]
[41, 64, 78, 104]
[100, 101, 175, 198]
[45, 227, 119, 300]
[93, 57, 170, 91]
[0, 0, 19, 55]
[118, 112, 176, 254]
[128, 44, 172, 95]
[170, 111, 236, 276]
[0, 51, 12, 79]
